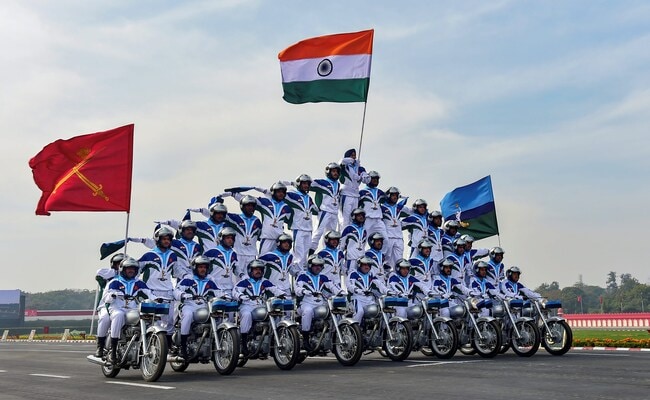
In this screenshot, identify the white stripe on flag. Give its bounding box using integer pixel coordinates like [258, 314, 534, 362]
[280, 54, 371, 83]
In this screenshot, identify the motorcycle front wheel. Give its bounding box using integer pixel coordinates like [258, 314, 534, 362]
[511, 320, 541, 357]
[140, 332, 168, 382]
[272, 325, 301, 370]
[213, 327, 240, 375]
[472, 320, 501, 358]
[383, 321, 413, 361]
[430, 320, 459, 359]
[542, 320, 572, 356]
[333, 322, 363, 366]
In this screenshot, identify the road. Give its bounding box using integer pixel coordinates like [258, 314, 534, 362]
[0, 342, 648, 400]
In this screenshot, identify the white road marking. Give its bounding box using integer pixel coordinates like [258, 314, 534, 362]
[405, 360, 486, 368]
[106, 381, 175, 390]
[29, 373, 71, 379]
[2, 349, 89, 354]
[580, 353, 631, 357]
[0, 370, 7, 372]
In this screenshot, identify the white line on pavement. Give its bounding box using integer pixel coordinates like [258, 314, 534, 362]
[0, 370, 7, 372]
[405, 360, 486, 368]
[106, 381, 175, 390]
[29, 373, 71, 379]
[3, 349, 89, 354]
[579, 353, 631, 357]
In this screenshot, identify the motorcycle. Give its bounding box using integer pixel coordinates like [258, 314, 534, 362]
[407, 296, 459, 359]
[491, 298, 541, 357]
[299, 295, 364, 366]
[238, 296, 302, 370]
[450, 296, 502, 358]
[168, 296, 240, 375]
[359, 295, 413, 361]
[87, 296, 169, 382]
[526, 298, 572, 355]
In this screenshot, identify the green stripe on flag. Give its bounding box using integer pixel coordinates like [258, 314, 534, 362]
[282, 78, 369, 104]
[458, 210, 499, 240]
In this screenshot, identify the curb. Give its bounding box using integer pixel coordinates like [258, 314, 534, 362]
[571, 346, 650, 352]
[1, 339, 95, 343]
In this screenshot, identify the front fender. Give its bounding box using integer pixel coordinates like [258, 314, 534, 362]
[546, 316, 567, 323]
[514, 316, 535, 323]
[277, 319, 299, 329]
[146, 325, 167, 335]
[389, 315, 409, 324]
[216, 321, 238, 331]
[475, 316, 497, 323]
[338, 317, 360, 326]
[433, 316, 453, 324]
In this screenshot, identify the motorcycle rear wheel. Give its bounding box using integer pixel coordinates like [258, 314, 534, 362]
[272, 325, 301, 370]
[472, 320, 501, 358]
[213, 327, 240, 375]
[140, 332, 168, 382]
[430, 320, 458, 359]
[511, 321, 541, 357]
[333, 322, 363, 366]
[542, 320, 572, 356]
[383, 321, 413, 361]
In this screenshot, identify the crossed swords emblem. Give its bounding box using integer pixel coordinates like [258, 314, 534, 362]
[52, 148, 109, 201]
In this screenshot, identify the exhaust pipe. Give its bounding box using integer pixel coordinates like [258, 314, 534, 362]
[86, 355, 106, 366]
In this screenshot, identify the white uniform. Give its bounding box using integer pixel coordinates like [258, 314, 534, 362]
[284, 188, 318, 268]
[310, 178, 341, 250]
[233, 278, 285, 333]
[347, 270, 388, 323]
[295, 271, 342, 331]
[259, 249, 302, 296]
[381, 199, 410, 267]
[339, 157, 369, 227]
[340, 222, 367, 274]
[104, 276, 152, 339]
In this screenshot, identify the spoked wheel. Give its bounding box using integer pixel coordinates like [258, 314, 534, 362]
[213, 327, 240, 375]
[429, 320, 459, 359]
[472, 320, 502, 358]
[140, 332, 168, 382]
[272, 326, 301, 370]
[511, 321, 541, 357]
[333, 322, 363, 366]
[101, 339, 120, 378]
[383, 321, 413, 361]
[542, 320, 573, 356]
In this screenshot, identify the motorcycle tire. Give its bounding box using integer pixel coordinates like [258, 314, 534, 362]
[430, 320, 459, 359]
[333, 322, 363, 367]
[511, 320, 541, 357]
[472, 320, 501, 359]
[272, 325, 301, 370]
[384, 321, 413, 361]
[213, 327, 240, 375]
[140, 331, 168, 382]
[542, 320, 573, 356]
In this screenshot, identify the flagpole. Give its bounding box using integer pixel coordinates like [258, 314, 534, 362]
[123, 212, 130, 255]
[89, 284, 99, 336]
[357, 101, 368, 161]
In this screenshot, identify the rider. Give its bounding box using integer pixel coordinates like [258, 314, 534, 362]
[358, 171, 387, 240]
[171, 220, 204, 279]
[401, 198, 429, 257]
[165, 199, 229, 250]
[387, 258, 429, 319]
[461, 234, 489, 264]
[468, 261, 503, 317]
[340, 207, 368, 276]
[445, 237, 471, 285]
[348, 256, 389, 323]
[408, 239, 436, 293]
[233, 260, 286, 356]
[173, 255, 221, 360]
[381, 186, 410, 267]
[94, 253, 124, 358]
[204, 227, 239, 290]
[365, 232, 389, 280]
[295, 255, 343, 349]
[441, 220, 461, 255]
[259, 233, 302, 296]
[432, 259, 469, 318]
[426, 210, 445, 265]
[138, 226, 181, 343]
[284, 174, 319, 268]
[104, 257, 152, 364]
[339, 148, 370, 227]
[310, 162, 343, 253]
[317, 230, 346, 285]
[486, 247, 506, 290]
[501, 267, 542, 300]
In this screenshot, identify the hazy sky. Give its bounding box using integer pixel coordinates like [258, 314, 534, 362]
[2, 1, 649, 293]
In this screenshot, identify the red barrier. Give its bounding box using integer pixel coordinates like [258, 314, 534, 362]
[562, 313, 650, 329]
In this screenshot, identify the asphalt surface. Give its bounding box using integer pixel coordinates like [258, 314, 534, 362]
[0, 342, 648, 400]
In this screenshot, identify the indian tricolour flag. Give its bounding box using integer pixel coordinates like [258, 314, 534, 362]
[278, 29, 374, 104]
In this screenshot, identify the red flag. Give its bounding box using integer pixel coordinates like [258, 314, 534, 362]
[29, 124, 134, 216]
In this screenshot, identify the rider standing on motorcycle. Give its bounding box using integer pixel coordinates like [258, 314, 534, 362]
[387, 258, 430, 319]
[94, 253, 124, 358]
[408, 239, 436, 293]
[445, 237, 472, 286]
[401, 198, 428, 257]
[260, 233, 302, 296]
[426, 210, 445, 266]
[317, 230, 346, 286]
[365, 232, 389, 281]
[461, 234, 489, 264]
[348, 256, 389, 323]
[433, 259, 470, 318]
[501, 267, 542, 300]
[486, 247, 506, 290]
[340, 207, 368, 275]
[441, 220, 461, 255]
[138, 226, 181, 343]
[380, 186, 410, 267]
[468, 261, 503, 317]
[174, 255, 221, 361]
[205, 227, 240, 288]
[105, 257, 152, 364]
[233, 260, 286, 356]
[295, 255, 343, 349]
